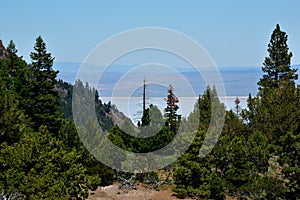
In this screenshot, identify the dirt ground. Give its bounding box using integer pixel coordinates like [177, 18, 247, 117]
[88, 183, 238, 200]
[88, 182, 193, 200]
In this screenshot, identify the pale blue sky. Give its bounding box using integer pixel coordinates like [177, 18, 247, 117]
[1, 1, 300, 67]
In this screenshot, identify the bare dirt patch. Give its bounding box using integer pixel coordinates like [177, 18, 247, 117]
[88, 182, 192, 200]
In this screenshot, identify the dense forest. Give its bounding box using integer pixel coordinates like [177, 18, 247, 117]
[0, 24, 299, 199]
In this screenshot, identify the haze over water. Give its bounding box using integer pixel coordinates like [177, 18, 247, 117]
[53, 62, 297, 122]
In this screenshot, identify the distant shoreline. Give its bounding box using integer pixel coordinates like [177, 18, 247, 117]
[99, 96, 249, 121]
[99, 96, 249, 100]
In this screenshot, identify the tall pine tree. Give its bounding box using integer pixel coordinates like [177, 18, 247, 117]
[0, 41, 30, 144]
[245, 24, 300, 143]
[6, 40, 29, 98]
[258, 24, 298, 93]
[27, 36, 61, 133]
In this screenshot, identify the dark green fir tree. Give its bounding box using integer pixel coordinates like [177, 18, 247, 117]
[258, 24, 298, 93]
[27, 36, 61, 133]
[245, 24, 300, 143]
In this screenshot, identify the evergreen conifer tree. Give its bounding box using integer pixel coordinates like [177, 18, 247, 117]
[258, 24, 298, 94]
[27, 36, 61, 132]
[245, 24, 300, 143]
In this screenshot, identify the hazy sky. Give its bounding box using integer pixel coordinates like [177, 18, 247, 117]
[1, 1, 300, 67]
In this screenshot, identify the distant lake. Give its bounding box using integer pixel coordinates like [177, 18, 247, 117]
[54, 62, 266, 97]
[101, 96, 248, 123]
[54, 62, 299, 122]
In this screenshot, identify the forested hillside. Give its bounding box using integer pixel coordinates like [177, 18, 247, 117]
[0, 37, 115, 199]
[1, 24, 300, 199]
